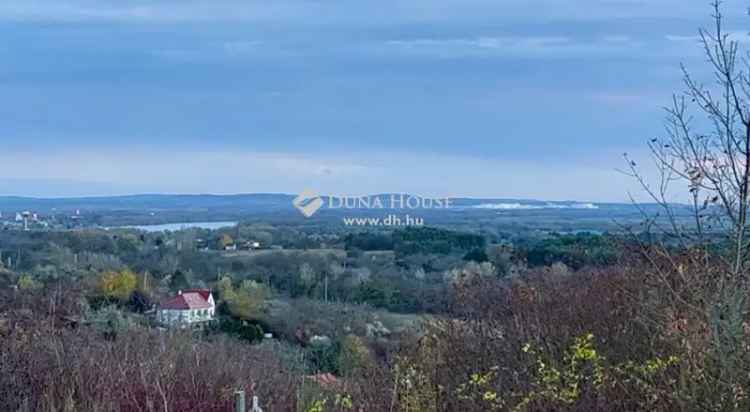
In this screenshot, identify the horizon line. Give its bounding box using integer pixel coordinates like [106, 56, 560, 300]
[0, 192, 674, 206]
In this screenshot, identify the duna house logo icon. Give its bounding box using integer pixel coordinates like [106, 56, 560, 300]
[293, 189, 324, 218]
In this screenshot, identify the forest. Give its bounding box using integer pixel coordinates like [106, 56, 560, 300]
[0, 217, 642, 411]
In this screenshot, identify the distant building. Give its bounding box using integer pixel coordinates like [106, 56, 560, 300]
[21, 211, 31, 231]
[239, 241, 262, 251]
[156, 289, 216, 327]
[195, 238, 210, 251]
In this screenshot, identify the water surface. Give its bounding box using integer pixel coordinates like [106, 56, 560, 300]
[121, 221, 237, 232]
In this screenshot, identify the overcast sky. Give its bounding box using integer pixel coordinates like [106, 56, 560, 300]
[1, 0, 748, 200]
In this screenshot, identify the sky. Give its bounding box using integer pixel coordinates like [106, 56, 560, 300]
[1, 0, 748, 201]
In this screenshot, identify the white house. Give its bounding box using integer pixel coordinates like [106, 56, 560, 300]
[157, 289, 216, 327]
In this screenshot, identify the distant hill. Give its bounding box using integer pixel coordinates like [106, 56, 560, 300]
[0, 193, 688, 214]
[0, 193, 297, 213]
[0, 193, 696, 232]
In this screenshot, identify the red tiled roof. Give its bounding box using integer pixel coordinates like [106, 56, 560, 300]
[160, 292, 212, 310]
[182, 289, 212, 301]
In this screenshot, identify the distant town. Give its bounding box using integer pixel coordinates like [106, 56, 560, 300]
[0, 209, 71, 231]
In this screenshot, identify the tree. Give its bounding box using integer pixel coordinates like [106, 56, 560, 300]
[443, 262, 496, 285]
[462, 248, 488, 263]
[98, 269, 138, 301]
[625, 3, 750, 408]
[218, 234, 234, 250]
[487, 244, 514, 277]
[127, 290, 153, 313]
[337, 334, 374, 376]
[17, 274, 42, 290]
[218, 277, 269, 320]
[169, 269, 191, 292]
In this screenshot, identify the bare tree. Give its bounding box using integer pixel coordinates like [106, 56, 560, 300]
[624, 2, 750, 409]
